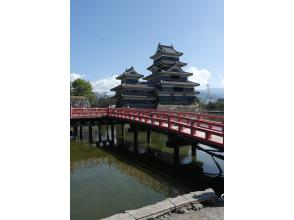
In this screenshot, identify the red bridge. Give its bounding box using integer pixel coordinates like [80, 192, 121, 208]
[71, 108, 224, 149]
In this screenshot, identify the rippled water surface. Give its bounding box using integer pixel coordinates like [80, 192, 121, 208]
[71, 125, 223, 220]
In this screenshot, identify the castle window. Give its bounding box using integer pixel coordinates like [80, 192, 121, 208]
[171, 75, 180, 80]
[174, 87, 183, 92]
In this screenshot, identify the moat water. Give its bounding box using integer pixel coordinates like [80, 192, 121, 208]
[70, 125, 223, 220]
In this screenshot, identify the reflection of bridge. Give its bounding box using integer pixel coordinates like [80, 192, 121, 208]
[70, 108, 224, 164]
[71, 156, 188, 196]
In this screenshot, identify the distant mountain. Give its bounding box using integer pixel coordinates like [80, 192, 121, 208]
[94, 92, 114, 98]
[197, 88, 224, 102]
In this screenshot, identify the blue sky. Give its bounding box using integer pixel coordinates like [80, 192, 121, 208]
[71, 0, 223, 93]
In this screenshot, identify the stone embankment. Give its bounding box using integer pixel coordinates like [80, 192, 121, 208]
[157, 104, 202, 113]
[101, 188, 223, 220]
[70, 96, 90, 108]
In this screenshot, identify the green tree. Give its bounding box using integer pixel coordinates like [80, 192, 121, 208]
[205, 100, 224, 111]
[96, 92, 116, 107]
[207, 101, 216, 110]
[214, 100, 224, 110]
[71, 79, 98, 107]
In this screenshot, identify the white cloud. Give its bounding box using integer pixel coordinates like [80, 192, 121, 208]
[70, 73, 85, 82]
[91, 75, 120, 95]
[220, 74, 224, 87]
[186, 66, 211, 89]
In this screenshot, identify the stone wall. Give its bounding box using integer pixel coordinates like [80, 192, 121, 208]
[70, 96, 90, 108]
[157, 103, 202, 113]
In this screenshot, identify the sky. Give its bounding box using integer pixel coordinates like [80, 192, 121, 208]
[71, 0, 224, 94]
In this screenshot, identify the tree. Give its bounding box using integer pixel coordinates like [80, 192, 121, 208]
[71, 79, 98, 107]
[205, 100, 224, 111]
[214, 100, 224, 110]
[95, 92, 116, 107]
[207, 101, 216, 110]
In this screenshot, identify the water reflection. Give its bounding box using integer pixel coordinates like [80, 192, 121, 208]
[71, 155, 183, 197]
[71, 124, 223, 220]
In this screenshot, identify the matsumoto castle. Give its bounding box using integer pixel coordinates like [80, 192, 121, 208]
[111, 44, 200, 109]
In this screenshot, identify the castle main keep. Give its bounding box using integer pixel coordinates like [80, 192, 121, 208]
[111, 44, 199, 108]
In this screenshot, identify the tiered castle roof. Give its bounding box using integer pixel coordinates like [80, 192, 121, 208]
[116, 66, 144, 80]
[150, 44, 183, 59]
[111, 44, 200, 108]
[111, 66, 152, 91]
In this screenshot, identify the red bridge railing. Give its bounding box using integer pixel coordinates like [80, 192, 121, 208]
[70, 108, 108, 118]
[71, 108, 224, 148]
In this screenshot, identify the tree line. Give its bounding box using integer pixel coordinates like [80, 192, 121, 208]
[70, 78, 115, 107]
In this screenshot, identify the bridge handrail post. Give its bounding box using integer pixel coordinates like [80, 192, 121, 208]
[158, 118, 162, 127]
[178, 124, 182, 132]
[151, 114, 155, 125]
[191, 127, 196, 136]
[206, 131, 211, 141]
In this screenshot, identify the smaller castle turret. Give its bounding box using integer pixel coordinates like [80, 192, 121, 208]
[111, 67, 156, 108]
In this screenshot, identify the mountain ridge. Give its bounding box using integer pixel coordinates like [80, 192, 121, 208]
[197, 88, 224, 102]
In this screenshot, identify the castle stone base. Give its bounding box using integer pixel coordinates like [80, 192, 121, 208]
[157, 103, 202, 113]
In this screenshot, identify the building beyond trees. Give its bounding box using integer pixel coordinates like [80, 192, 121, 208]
[111, 44, 200, 108]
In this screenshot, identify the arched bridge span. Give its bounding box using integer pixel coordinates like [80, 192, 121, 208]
[70, 108, 224, 150]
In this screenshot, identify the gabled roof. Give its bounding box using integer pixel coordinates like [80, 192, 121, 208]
[111, 83, 155, 91]
[150, 43, 183, 59]
[147, 60, 187, 71]
[116, 66, 144, 80]
[143, 71, 193, 80]
[166, 63, 183, 72]
[156, 80, 200, 87]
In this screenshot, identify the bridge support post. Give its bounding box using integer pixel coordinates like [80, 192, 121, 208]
[79, 126, 83, 140]
[73, 126, 78, 139]
[98, 124, 102, 142]
[191, 145, 197, 156]
[88, 125, 93, 143]
[147, 130, 151, 144]
[134, 127, 138, 154]
[121, 123, 125, 137]
[174, 145, 180, 166]
[121, 123, 125, 145]
[111, 123, 115, 146]
[106, 124, 109, 142]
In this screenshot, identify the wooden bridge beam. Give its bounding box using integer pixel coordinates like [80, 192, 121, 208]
[147, 130, 151, 144]
[79, 126, 83, 140]
[174, 145, 180, 166]
[121, 124, 125, 144]
[73, 126, 78, 139]
[111, 123, 115, 146]
[88, 125, 93, 143]
[98, 124, 102, 142]
[134, 126, 138, 154]
[191, 144, 197, 156]
[121, 124, 125, 137]
[106, 124, 109, 141]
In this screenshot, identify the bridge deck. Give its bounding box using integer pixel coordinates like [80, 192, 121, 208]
[70, 108, 224, 148]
